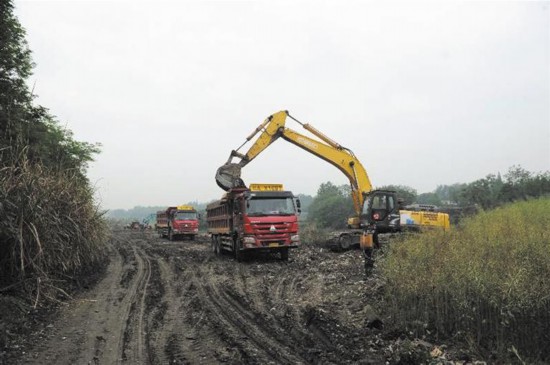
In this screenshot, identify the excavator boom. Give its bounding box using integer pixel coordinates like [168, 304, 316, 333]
[215, 111, 373, 220]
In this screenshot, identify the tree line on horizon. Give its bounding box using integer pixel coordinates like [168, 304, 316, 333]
[110, 165, 550, 230]
[308, 165, 550, 229]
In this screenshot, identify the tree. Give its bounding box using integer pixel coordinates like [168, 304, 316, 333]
[499, 166, 550, 202]
[378, 184, 417, 205]
[435, 183, 468, 205]
[416, 192, 442, 205]
[0, 0, 34, 147]
[460, 177, 492, 210]
[524, 171, 550, 198]
[308, 182, 354, 229]
[460, 173, 503, 209]
[0, 0, 100, 173]
[295, 193, 314, 213]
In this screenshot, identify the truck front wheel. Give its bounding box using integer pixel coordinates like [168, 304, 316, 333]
[215, 237, 222, 256]
[211, 236, 217, 253]
[233, 240, 243, 262]
[280, 248, 289, 261]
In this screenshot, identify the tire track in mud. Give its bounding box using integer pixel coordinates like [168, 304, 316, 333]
[169, 257, 255, 364]
[18, 235, 153, 365]
[148, 257, 222, 365]
[263, 274, 340, 363]
[204, 259, 342, 364]
[148, 258, 187, 364]
[18, 231, 377, 365]
[190, 265, 307, 365]
[136, 248, 152, 360]
[119, 245, 151, 364]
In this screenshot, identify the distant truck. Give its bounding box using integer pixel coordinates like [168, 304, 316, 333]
[126, 221, 141, 230]
[207, 184, 301, 261]
[157, 205, 199, 241]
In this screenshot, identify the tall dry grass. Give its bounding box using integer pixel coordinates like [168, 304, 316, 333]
[382, 198, 550, 361]
[0, 154, 107, 306]
[299, 222, 331, 246]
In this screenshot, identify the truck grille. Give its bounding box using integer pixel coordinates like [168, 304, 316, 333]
[251, 222, 293, 244]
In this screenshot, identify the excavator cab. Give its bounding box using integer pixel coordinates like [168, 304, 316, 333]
[362, 190, 401, 234]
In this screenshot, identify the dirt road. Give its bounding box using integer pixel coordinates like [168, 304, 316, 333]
[13, 229, 396, 364]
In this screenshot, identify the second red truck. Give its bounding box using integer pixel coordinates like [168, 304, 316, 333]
[156, 205, 199, 241]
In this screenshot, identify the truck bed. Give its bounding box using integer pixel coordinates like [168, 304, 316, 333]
[206, 199, 233, 235]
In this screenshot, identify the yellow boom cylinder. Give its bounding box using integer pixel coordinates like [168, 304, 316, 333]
[303, 123, 342, 150]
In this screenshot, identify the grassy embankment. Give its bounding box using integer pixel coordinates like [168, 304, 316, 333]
[0, 156, 107, 305]
[382, 198, 550, 362]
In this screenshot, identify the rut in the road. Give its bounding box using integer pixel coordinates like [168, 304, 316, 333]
[191, 264, 307, 364]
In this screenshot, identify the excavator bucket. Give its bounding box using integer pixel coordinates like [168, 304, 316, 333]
[215, 163, 246, 191]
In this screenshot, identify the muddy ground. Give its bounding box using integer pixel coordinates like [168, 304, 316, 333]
[3, 229, 476, 365]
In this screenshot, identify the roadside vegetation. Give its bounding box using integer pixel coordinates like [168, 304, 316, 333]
[304, 166, 550, 229]
[381, 198, 550, 362]
[0, 0, 106, 314]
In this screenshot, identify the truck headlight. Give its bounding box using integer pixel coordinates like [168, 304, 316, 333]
[291, 234, 300, 242]
[194, 228, 199, 232]
[243, 236, 256, 244]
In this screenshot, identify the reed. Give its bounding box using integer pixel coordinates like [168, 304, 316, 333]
[299, 222, 331, 246]
[0, 153, 107, 306]
[382, 199, 550, 361]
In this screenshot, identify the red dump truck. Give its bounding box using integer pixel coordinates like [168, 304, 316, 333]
[207, 184, 301, 261]
[156, 205, 199, 241]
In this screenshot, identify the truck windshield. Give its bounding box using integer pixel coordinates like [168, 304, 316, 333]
[246, 197, 295, 216]
[174, 212, 197, 220]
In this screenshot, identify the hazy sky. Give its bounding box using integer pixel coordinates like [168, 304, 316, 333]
[15, 1, 550, 209]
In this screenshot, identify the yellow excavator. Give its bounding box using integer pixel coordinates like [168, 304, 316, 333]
[216, 110, 450, 252]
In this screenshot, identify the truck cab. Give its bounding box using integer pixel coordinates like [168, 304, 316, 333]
[237, 188, 300, 248]
[167, 205, 199, 241]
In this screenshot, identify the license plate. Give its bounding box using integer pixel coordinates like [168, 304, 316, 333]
[268, 242, 280, 247]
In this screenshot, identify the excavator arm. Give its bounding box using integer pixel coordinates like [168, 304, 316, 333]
[216, 110, 373, 224]
[214, 111, 287, 191]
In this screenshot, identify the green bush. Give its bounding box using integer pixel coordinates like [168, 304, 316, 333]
[382, 199, 550, 361]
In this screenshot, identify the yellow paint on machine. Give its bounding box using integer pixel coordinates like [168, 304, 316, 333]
[360, 233, 374, 249]
[400, 210, 450, 231]
[249, 183, 284, 191]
